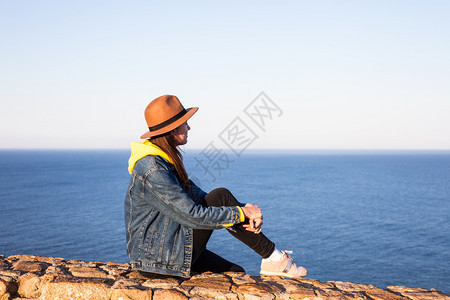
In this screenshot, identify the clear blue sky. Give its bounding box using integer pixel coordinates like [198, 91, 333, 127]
[1, 1, 449, 150]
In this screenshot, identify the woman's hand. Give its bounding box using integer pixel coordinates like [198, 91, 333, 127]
[241, 203, 263, 234]
[241, 203, 262, 219]
[243, 218, 263, 234]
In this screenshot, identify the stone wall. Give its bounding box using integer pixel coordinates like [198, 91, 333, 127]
[0, 254, 448, 299]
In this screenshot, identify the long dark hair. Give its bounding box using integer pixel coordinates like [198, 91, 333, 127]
[149, 132, 190, 191]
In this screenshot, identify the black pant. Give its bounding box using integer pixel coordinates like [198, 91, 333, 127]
[191, 188, 275, 273]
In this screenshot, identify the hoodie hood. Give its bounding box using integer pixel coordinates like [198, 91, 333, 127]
[128, 140, 173, 174]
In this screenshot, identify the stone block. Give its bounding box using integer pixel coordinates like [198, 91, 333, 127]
[387, 285, 429, 293]
[0, 270, 21, 280]
[259, 276, 314, 293]
[39, 277, 112, 300]
[13, 260, 48, 273]
[18, 272, 43, 298]
[329, 280, 373, 292]
[189, 285, 238, 299]
[0, 260, 9, 271]
[45, 265, 68, 277]
[68, 265, 108, 278]
[313, 288, 350, 300]
[8, 255, 65, 265]
[100, 263, 131, 277]
[0, 276, 17, 298]
[387, 285, 450, 300]
[33, 255, 65, 265]
[181, 273, 231, 291]
[66, 259, 86, 266]
[7, 255, 37, 262]
[293, 278, 335, 290]
[364, 286, 409, 300]
[231, 282, 282, 295]
[239, 293, 275, 300]
[110, 287, 152, 300]
[288, 286, 316, 299]
[153, 289, 188, 300]
[142, 277, 181, 289]
[126, 270, 154, 280]
[231, 274, 257, 285]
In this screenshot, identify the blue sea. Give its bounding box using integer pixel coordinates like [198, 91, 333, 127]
[0, 150, 449, 293]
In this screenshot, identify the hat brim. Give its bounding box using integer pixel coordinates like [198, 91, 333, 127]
[140, 107, 199, 139]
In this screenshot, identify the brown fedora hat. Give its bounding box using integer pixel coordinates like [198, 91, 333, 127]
[140, 95, 198, 139]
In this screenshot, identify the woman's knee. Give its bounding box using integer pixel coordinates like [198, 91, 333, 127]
[205, 187, 239, 207]
[210, 187, 232, 197]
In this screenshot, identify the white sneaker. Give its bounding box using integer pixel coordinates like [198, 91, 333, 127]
[260, 250, 307, 278]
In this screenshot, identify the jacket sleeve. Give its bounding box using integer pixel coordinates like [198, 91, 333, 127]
[140, 159, 242, 230]
[187, 179, 207, 205]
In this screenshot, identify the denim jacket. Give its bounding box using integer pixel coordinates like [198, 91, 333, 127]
[124, 151, 242, 277]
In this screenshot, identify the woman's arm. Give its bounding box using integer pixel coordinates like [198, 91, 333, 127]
[187, 179, 207, 204]
[140, 161, 243, 229]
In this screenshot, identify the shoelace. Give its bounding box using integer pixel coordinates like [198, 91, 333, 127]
[281, 251, 294, 273]
[282, 250, 306, 276]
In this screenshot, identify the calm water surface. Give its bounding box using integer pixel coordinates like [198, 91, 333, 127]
[0, 150, 448, 293]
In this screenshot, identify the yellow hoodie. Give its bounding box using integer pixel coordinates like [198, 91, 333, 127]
[128, 140, 173, 174]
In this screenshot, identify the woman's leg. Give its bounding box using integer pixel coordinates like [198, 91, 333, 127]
[191, 249, 245, 273]
[192, 214, 245, 273]
[202, 187, 275, 259]
[198, 188, 308, 278]
[191, 228, 213, 264]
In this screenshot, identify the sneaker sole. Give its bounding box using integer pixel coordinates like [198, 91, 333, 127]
[260, 270, 307, 278]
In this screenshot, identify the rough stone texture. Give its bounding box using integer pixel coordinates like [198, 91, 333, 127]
[154, 289, 188, 300]
[39, 277, 112, 300]
[0, 275, 18, 300]
[68, 265, 108, 278]
[110, 286, 152, 300]
[386, 286, 449, 300]
[17, 273, 43, 298]
[0, 254, 448, 299]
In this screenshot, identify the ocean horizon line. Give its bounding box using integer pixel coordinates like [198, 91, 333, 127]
[0, 148, 449, 155]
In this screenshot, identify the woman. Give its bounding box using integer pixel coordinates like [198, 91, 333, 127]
[124, 95, 307, 278]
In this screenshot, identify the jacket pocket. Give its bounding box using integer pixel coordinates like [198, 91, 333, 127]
[169, 229, 180, 265]
[144, 229, 158, 258]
